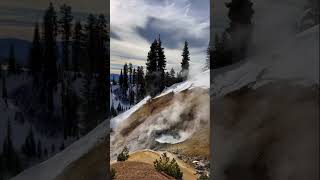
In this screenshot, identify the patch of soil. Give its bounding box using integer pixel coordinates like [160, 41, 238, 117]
[112, 161, 174, 180]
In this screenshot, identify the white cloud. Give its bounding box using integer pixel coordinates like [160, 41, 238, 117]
[110, 0, 209, 74]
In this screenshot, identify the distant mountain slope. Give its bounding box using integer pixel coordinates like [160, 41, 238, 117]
[0, 38, 31, 64]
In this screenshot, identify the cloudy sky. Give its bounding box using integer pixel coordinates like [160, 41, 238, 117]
[0, 0, 109, 40]
[110, 0, 209, 74]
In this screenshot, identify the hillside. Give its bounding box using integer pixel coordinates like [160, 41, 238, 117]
[11, 70, 209, 180]
[111, 150, 197, 180]
[210, 24, 319, 179]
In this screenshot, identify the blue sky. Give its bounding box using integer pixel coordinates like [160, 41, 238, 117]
[110, 0, 210, 74]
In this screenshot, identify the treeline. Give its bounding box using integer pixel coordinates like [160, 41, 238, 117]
[26, 2, 109, 137]
[0, 3, 109, 178]
[210, 0, 254, 69]
[111, 36, 191, 117]
[145, 37, 190, 96]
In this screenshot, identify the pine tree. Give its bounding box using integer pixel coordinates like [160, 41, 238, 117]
[29, 23, 42, 85]
[117, 103, 122, 113]
[8, 45, 16, 74]
[169, 68, 176, 86]
[132, 68, 136, 85]
[72, 21, 84, 72]
[112, 76, 117, 85]
[43, 2, 59, 111]
[212, 33, 233, 68]
[62, 80, 79, 138]
[145, 40, 158, 96]
[136, 66, 146, 101]
[85, 14, 98, 73]
[129, 89, 135, 105]
[225, 0, 254, 61]
[205, 44, 211, 70]
[2, 76, 8, 106]
[119, 69, 123, 89]
[3, 120, 21, 175]
[94, 14, 109, 123]
[180, 41, 190, 81]
[59, 4, 73, 71]
[80, 73, 95, 135]
[22, 127, 37, 158]
[129, 63, 133, 84]
[156, 35, 166, 91]
[123, 63, 129, 97]
[110, 102, 117, 117]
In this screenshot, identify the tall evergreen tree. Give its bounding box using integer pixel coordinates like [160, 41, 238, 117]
[116, 103, 122, 113]
[85, 14, 98, 73]
[123, 63, 129, 97]
[169, 68, 176, 86]
[62, 79, 79, 138]
[119, 69, 123, 88]
[8, 45, 16, 74]
[110, 102, 117, 117]
[29, 23, 43, 84]
[136, 66, 146, 101]
[94, 14, 109, 123]
[80, 73, 95, 135]
[2, 120, 21, 175]
[59, 4, 73, 71]
[180, 41, 190, 80]
[225, 0, 254, 61]
[43, 2, 58, 111]
[212, 33, 233, 68]
[72, 21, 84, 72]
[132, 68, 136, 85]
[128, 63, 133, 84]
[156, 36, 167, 92]
[2, 76, 7, 102]
[205, 44, 211, 70]
[22, 127, 37, 158]
[145, 39, 158, 96]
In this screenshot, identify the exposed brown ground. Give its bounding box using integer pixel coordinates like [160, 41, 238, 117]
[119, 92, 175, 137]
[112, 161, 174, 180]
[111, 150, 197, 180]
[119, 88, 209, 137]
[166, 127, 210, 159]
[54, 137, 109, 180]
[212, 82, 319, 180]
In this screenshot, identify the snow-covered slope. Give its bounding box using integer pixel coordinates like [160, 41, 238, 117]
[110, 70, 210, 160]
[156, 70, 210, 98]
[211, 25, 319, 97]
[11, 118, 109, 180]
[12, 69, 210, 179]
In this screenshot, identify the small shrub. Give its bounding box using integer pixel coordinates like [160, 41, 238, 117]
[111, 168, 116, 179]
[154, 153, 183, 179]
[198, 174, 209, 180]
[117, 146, 129, 161]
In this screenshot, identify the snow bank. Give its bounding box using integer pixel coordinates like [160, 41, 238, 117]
[110, 96, 150, 129]
[156, 70, 210, 98]
[211, 25, 319, 97]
